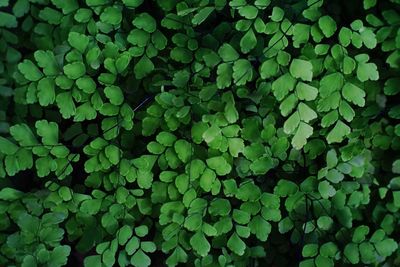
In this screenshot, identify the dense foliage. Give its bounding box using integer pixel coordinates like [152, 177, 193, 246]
[1, 0, 400, 266]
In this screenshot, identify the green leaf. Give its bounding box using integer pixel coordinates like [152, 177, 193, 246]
[227, 232, 246, 256]
[352, 225, 369, 243]
[51, 0, 78, 14]
[318, 15, 337, 38]
[126, 237, 140, 255]
[135, 225, 149, 237]
[217, 63, 233, 89]
[157, 132, 177, 147]
[318, 181, 336, 199]
[76, 77, 96, 94]
[248, 215, 271, 241]
[37, 77, 56, 106]
[289, 59, 313, 81]
[122, 0, 144, 8]
[202, 125, 221, 143]
[360, 29, 377, 49]
[57, 93, 76, 119]
[240, 28, 257, 53]
[0, 137, 19, 155]
[298, 103, 317, 123]
[339, 101, 355, 122]
[326, 120, 351, 144]
[317, 216, 333, 230]
[278, 217, 293, 233]
[359, 242, 375, 264]
[270, 6, 284, 22]
[166, 246, 188, 267]
[48, 246, 71, 267]
[171, 47, 193, 63]
[10, 124, 38, 146]
[250, 156, 276, 174]
[272, 73, 297, 101]
[209, 198, 231, 216]
[233, 59, 253, 85]
[134, 56, 154, 79]
[274, 179, 298, 197]
[364, 0, 376, 9]
[133, 13, 157, 33]
[342, 82, 366, 107]
[175, 173, 189, 194]
[393, 160, 400, 174]
[118, 225, 133, 245]
[228, 138, 244, 157]
[260, 58, 279, 79]
[233, 209, 250, 224]
[0, 187, 23, 200]
[238, 6, 258, 19]
[104, 86, 124, 105]
[34, 50, 59, 76]
[200, 168, 216, 192]
[375, 239, 398, 257]
[357, 62, 379, 82]
[0, 11, 17, 28]
[64, 62, 86, 79]
[18, 60, 43, 81]
[190, 231, 210, 257]
[192, 7, 214, 25]
[218, 43, 239, 62]
[236, 182, 261, 201]
[101, 6, 122, 25]
[293, 23, 310, 47]
[84, 256, 102, 267]
[284, 112, 300, 135]
[292, 122, 313, 150]
[131, 249, 151, 267]
[339, 27, 352, 47]
[296, 82, 318, 101]
[321, 110, 339, 128]
[280, 94, 298, 117]
[35, 120, 58, 145]
[105, 144, 120, 165]
[141, 241, 156, 253]
[344, 243, 360, 264]
[393, 191, 400, 207]
[21, 255, 37, 267]
[68, 32, 89, 53]
[302, 244, 319, 257]
[206, 156, 232, 176]
[189, 159, 206, 180]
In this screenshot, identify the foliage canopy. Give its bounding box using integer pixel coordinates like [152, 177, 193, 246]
[1, 0, 400, 266]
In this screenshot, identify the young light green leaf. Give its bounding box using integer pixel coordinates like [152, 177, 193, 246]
[342, 82, 366, 107]
[292, 122, 313, 150]
[298, 103, 317, 123]
[296, 82, 318, 101]
[326, 120, 351, 144]
[289, 59, 313, 81]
